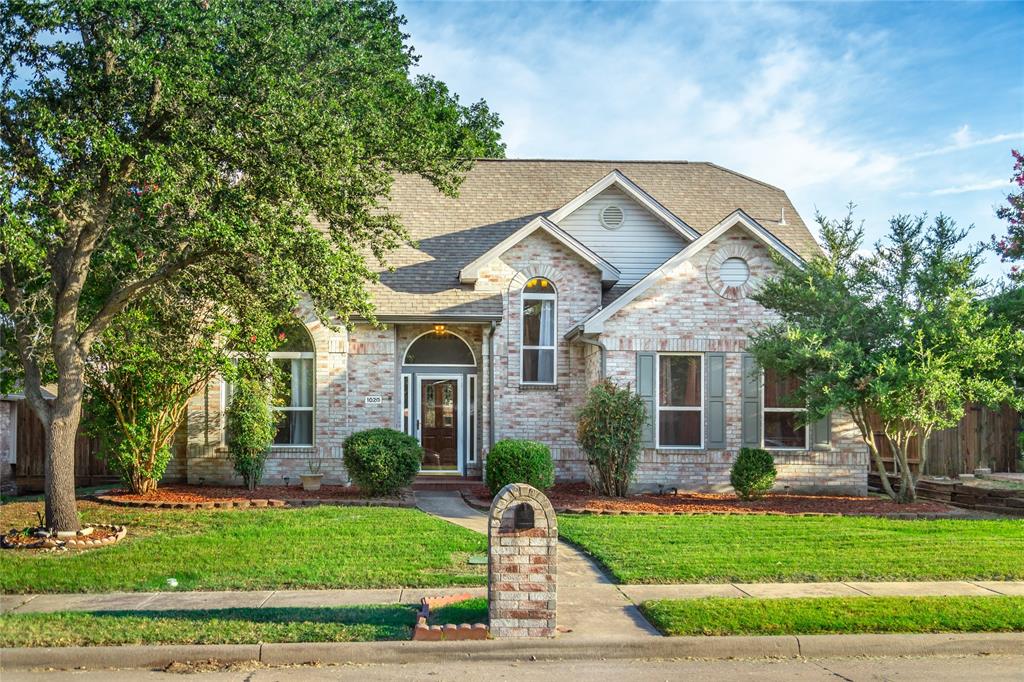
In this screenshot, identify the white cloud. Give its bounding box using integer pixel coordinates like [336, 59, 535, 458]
[928, 179, 1010, 196]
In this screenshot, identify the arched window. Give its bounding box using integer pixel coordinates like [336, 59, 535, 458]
[521, 278, 556, 384]
[269, 320, 314, 446]
[404, 330, 476, 366]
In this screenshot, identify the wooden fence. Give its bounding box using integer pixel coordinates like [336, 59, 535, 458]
[871, 403, 1022, 477]
[14, 400, 114, 492]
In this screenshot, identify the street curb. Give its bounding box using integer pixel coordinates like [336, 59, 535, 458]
[3, 632, 1023, 670]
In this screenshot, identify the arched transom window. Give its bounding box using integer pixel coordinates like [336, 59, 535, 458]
[521, 278, 556, 384]
[404, 330, 476, 366]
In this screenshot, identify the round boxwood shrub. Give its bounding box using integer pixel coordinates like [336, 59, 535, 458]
[343, 428, 422, 496]
[730, 447, 777, 501]
[485, 439, 555, 495]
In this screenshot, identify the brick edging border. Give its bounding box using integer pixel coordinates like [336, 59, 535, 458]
[412, 593, 488, 641]
[92, 494, 415, 510]
[458, 490, 968, 520]
[1, 524, 127, 550]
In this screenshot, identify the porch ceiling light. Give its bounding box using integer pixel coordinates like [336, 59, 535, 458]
[433, 324, 447, 335]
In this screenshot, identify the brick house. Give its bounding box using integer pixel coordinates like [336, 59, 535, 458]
[182, 160, 868, 494]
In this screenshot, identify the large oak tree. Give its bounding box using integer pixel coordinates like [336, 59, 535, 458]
[0, 0, 504, 530]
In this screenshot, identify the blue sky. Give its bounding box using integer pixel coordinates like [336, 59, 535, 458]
[399, 1, 1024, 282]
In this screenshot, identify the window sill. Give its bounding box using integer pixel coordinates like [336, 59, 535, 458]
[518, 383, 558, 391]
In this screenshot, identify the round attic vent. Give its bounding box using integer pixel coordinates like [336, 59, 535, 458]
[720, 257, 750, 286]
[599, 204, 625, 230]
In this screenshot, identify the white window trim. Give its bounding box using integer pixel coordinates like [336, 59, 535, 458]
[467, 374, 478, 464]
[520, 288, 558, 386]
[761, 370, 809, 451]
[269, 350, 315, 448]
[655, 352, 704, 450]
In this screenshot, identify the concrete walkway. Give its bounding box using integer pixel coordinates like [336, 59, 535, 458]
[415, 490, 661, 638]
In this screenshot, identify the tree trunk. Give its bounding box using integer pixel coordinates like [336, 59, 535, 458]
[45, 398, 83, 531]
[44, 350, 87, 531]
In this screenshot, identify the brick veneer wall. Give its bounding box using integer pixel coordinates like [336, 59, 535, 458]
[476, 230, 604, 469]
[589, 226, 868, 494]
[488, 483, 558, 638]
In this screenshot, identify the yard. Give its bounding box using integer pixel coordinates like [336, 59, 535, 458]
[558, 514, 1024, 583]
[641, 596, 1024, 636]
[0, 501, 486, 593]
[0, 605, 414, 647]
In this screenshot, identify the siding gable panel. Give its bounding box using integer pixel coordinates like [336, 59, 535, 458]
[555, 186, 688, 286]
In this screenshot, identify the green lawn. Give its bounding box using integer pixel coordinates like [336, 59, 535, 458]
[0, 502, 486, 593]
[558, 514, 1024, 583]
[641, 596, 1024, 636]
[430, 597, 488, 626]
[0, 605, 414, 647]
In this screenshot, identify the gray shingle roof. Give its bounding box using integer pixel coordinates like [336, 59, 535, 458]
[370, 159, 818, 318]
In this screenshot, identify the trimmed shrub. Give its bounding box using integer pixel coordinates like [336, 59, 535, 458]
[343, 428, 422, 496]
[225, 376, 277, 491]
[730, 447, 777, 500]
[485, 439, 554, 495]
[576, 380, 645, 497]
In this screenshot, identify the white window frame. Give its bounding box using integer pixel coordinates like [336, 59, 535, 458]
[520, 283, 558, 385]
[761, 368, 809, 451]
[467, 374, 478, 463]
[655, 352, 704, 450]
[269, 350, 315, 448]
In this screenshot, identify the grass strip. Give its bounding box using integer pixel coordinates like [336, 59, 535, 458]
[429, 597, 488, 626]
[641, 596, 1024, 636]
[0, 605, 415, 647]
[0, 503, 487, 593]
[558, 514, 1024, 583]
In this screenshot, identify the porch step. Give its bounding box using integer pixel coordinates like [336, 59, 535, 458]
[412, 475, 485, 493]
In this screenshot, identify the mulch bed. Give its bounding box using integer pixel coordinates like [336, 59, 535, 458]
[466, 483, 959, 518]
[94, 484, 414, 510]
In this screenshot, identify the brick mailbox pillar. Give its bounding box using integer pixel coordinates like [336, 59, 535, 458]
[488, 483, 557, 638]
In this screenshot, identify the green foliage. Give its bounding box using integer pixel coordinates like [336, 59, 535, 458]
[225, 369, 277, 491]
[749, 208, 1024, 502]
[484, 439, 554, 495]
[730, 448, 777, 501]
[342, 428, 422, 496]
[576, 380, 646, 497]
[0, 0, 503, 528]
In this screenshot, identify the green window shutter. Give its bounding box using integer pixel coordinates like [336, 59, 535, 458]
[811, 413, 832, 450]
[706, 352, 726, 449]
[636, 352, 656, 448]
[741, 354, 761, 448]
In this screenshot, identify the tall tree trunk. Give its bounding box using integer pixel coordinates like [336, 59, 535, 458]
[44, 348, 86, 531]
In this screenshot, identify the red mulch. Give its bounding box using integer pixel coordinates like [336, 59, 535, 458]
[101, 484, 376, 504]
[539, 483, 954, 516]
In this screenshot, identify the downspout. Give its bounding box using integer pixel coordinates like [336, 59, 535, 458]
[577, 334, 606, 380]
[487, 320, 496, 450]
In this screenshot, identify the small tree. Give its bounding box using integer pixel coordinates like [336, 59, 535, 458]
[225, 366, 278, 491]
[577, 380, 646, 497]
[749, 209, 1024, 502]
[993, 150, 1023, 282]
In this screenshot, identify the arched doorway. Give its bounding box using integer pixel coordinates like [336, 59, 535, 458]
[401, 330, 478, 475]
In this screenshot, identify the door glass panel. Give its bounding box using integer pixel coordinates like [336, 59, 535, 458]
[420, 379, 458, 471]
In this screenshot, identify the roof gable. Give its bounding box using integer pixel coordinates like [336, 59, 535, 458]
[548, 170, 701, 241]
[459, 216, 620, 285]
[573, 210, 805, 335]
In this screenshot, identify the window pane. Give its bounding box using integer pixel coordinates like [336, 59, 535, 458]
[404, 332, 475, 365]
[273, 320, 314, 352]
[523, 299, 554, 347]
[274, 410, 313, 445]
[764, 368, 802, 408]
[659, 355, 701, 407]
[522, 348, 554, 383]
[659, 411, 701, 447]
[764, 412, 806, 448]
[275, 358, 313, 408]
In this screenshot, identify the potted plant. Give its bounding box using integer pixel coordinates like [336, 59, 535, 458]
[300, 450, 324, 492]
